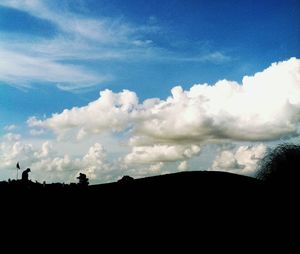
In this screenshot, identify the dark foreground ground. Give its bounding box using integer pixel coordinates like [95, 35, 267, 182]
[1, 171, 297, 244]
[1, 171, 294, 210]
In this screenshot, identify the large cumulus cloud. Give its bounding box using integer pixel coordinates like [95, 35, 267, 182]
[27, 58, 300, 171]
[133, 57, 300, 145]
[28, 89, 139, 139]
[30, 58, 300, 141]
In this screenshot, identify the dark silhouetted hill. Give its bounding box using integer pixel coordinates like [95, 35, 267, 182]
[1, 169, 296, 239]
[3, 143, 299, 210]
[1, 171, 268, 212]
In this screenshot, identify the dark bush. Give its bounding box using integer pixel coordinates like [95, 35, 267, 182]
[256, 143, 300, 187]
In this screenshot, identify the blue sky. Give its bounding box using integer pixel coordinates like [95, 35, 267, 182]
[0, 0, 300, 183]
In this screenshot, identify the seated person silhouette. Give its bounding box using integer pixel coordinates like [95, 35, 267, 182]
[118, 175, 134, 184]
[77, 173, 89, 186]
[22, 168, 31, 182]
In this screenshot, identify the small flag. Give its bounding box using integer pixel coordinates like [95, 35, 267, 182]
[16, 162, 20, 169]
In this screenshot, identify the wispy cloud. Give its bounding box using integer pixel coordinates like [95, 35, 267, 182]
[4, 125, 17, 131]
[0, 0, 137, 44]
[0, 47, 110, 90]
[0, 0, 231, 91]
[0, 0, 137, 90]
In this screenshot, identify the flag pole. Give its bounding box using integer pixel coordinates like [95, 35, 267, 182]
[16, 162, 20, 180]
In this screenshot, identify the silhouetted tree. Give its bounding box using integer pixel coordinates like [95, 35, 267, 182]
[256, 143, 300, 188]
[77, 173, 89, 186]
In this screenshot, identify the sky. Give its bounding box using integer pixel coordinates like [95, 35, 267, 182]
[0, 0, 300, 183]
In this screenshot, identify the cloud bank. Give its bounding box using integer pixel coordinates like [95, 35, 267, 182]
[211, 144, 268, 175]
[26, 57, 300, 178]
[0, 134, 113, 183]
[1, 58, 299, 182]
[31, 58, 300, 142]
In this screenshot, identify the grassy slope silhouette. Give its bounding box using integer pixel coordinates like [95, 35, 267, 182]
[1, 170, 266, 210]
[1, 143, 299, 217]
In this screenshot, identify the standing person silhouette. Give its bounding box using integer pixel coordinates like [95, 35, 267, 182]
[22, 168, 31, 182]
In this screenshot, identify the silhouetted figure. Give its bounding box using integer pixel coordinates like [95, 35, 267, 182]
[256, 144, 300, 191]
[21, 168, 31, 182]
[118, 175, 134, 184]
[77, 173, 89, 186]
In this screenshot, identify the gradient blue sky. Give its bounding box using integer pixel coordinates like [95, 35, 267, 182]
[0, 0, 300, 183]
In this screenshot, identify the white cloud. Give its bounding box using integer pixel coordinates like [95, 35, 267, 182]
[171, 51, 231, 63]
[28, 89, 139, 137]
[0, 1, 227, 61]
[0, 48, 109, 90]
[4, 125, 17, 131]
[178, 161, 189, 171]
[26, 57, 300, 172]
[0, 0, 232, 90]
[3, 133, 22, 142]
[0, 0, 149, 90]
[35, 141, 53, 159]
[123, 145, 201, 165]
[0, 140, 34, 169]
[133, 59, 300, 145]
[40, 142, 114, 182]
[80, 143, 112, 180]
[0, 138, 114, 183]
[29, 129, 45, 136]
[2, 57, 299, 181]
[32, 58, 300, 143]
[202, 51, 231, 63]
[211, 144, 268, 175]
[122, 162, 166, 179]
[148, 162, 164, 174]
[0, 0, 137, 45]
